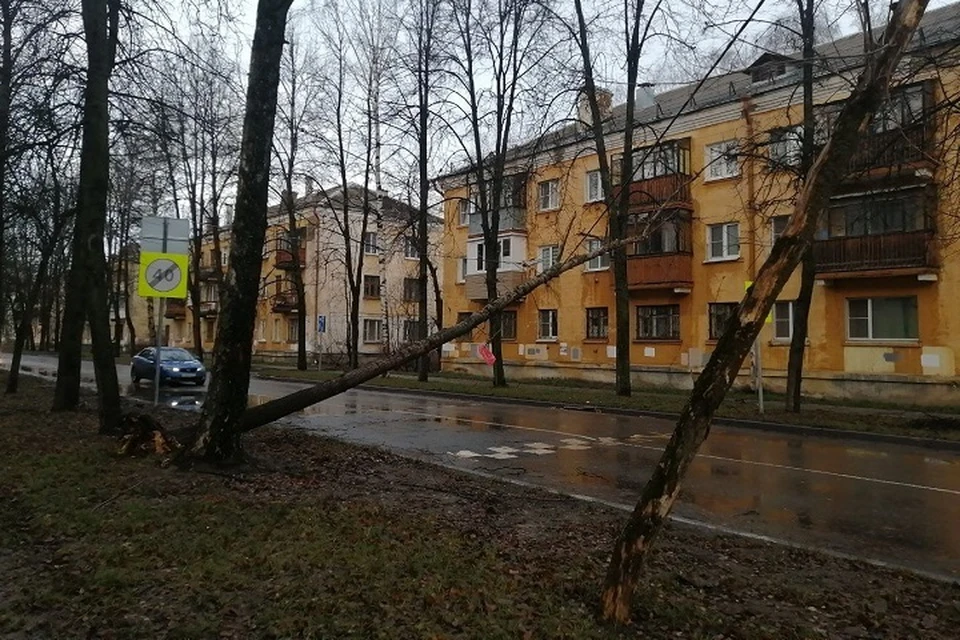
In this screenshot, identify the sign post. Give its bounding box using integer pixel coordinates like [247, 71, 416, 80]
[139, 217, 190, 404]
[316, 315, 326, 372]
[745, 280, 770, 415]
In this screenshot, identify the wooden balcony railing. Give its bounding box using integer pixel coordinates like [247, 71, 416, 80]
[813, 230, 936, 274]
[198, 265, 221, 281]
[626, 252, 693, 290]
[276, 246, 307, 270]
[622, 174, 693, 213]
[846, 124, 933, 175]
[164, 299, 187, 319]
[199, 300, 219, 316]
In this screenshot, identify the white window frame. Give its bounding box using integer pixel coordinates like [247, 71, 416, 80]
[771, 215, 789, 244]
[585, 238, 610, 271]
[770, 125, 803, 167]
[362, 318, 383, 343]
[585, 170, 603, 203]
[538, 179, 560, 212]
[705, 140, 740, 181]
[706, 222, 740, 261]
[457, 199, 472, 226]
[456, 256, 467, 283]
[773, 301, 794, 340]
[362, 231, 380, 255]
[500, 237, 512, 260]
[404, 236, 419, 259]
[539, 245, 560, 272]
[537, 309, 558, 341]
[846, 297, 919, 341]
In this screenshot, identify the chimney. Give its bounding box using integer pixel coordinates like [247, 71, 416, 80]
[577, 86, 613, 127]
[635, 83, 656, 111]
[304, 176, 315, 196]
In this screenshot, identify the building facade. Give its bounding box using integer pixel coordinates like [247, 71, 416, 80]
[163, 185, 442, 366]
[439, 4, 960, 405]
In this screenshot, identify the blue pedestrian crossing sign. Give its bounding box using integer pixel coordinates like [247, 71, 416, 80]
[317, 315, 326, 333]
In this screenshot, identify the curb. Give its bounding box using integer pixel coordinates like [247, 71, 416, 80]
[256, 374, 960, 452]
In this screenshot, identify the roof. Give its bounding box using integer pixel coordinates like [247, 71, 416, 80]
[267, 184, 424, 227]
[450, 1, 960, 176]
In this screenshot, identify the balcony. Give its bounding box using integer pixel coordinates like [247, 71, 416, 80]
[276, 246, 307, 270]
[468, 206, 526, 236]
[845, 123, 934, 176]
[626, 252, 693, 290]
[813, 230, 937, 277]
[464, 271, 525, 301]
[272, 290, 300, 313]
[624, 173, 693, 213]
[199, 300, 219, 317]
[198, 265, 221, 281]
[164, 299, 186, 320]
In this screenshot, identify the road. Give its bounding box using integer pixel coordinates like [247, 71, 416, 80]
[11, 352, 960, 581]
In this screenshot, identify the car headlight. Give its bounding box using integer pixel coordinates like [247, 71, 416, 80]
[171, 367, 180, 372]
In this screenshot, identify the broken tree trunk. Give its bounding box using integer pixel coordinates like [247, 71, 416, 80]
[599, 0, 931, 624]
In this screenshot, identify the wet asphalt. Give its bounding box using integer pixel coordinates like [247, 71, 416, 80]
[11, 353, 960, 582]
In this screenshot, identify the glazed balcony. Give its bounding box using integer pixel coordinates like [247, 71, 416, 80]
[626, 252, 693, 290]
[813, 230, 937, 276]
[467, 206, 526, 237]
[164, 299, 187, 320]
[846, 123, 934, 176]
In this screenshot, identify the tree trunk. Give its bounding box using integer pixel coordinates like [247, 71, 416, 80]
[599, 0, 930, 622]
[53, 0, 123, 437]
[193, 0, 293, 462]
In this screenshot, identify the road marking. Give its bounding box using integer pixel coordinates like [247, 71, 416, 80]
[393, 409, 960, 496]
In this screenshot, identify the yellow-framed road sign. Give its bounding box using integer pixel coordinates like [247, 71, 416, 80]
[139, 251, 189, 299]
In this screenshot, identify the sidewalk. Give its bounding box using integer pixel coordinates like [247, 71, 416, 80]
[255, 365, 960, 449]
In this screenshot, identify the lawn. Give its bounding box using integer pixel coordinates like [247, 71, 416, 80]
[1, 374, 957, 638]
[256, 367, 960, 442]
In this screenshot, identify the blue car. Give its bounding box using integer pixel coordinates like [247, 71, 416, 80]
[131, 347, 206, 386]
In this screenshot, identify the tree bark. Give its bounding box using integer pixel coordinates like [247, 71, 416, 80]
[193, 0, 293, 461]
[53, 0, 123, 437]
[599, 0, 930, 622]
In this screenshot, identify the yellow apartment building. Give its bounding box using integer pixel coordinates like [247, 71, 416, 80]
[163, 184, 442, 365]
[439, 3, 960, 405]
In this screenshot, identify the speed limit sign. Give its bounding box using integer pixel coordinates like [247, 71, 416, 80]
[138, 252, 189, 298]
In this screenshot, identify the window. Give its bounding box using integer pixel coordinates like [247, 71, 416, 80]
[634, 141, 682, 180]
[585, 238, 610, 271]
[537, 309, 558, 340]
[457, 256, 467, 283]
[402, 319, 419, 343]
[500, 237, 511, 260]
[362, 232, 380, 255]
[636, 305, 680, 340]
[870, 85, 924, 133]
[708, 303, 739, 340]
[826, 189, 926, 238]
[847, 297, 918, 340]
[456, 311, 473, 341]
[206, 320, 215, 342]
[491, 310, 517, 341]
[631, 214, 689, 256]
[403, 277, 421, 302]
[273, 318, 281, 342]
[769, 126, 802, 166]
[705, 140, 739, 180]
[363, 274, 381, 299]
[538, 179, 560, 211]
[586, 307, 609, 339]
[458, 199, 472, 226]
[707, 222, 740, 260]
[404, 236, 419, 259]
[771, 215, 789, 243]
[539, 245, 560, 271]
[610, 153, 623, 186]
[773, 301, 794, 340]
[363, 318, 383, 343]
[287, 318, 299, 343]
[585, 170, 603, 202]
[476, 243, 484, 271]
[257, 319, 265, 341]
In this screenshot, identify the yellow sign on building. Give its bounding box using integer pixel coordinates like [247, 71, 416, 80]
[138, 251, 189, 299]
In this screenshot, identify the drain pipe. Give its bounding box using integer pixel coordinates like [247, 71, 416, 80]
[742, 96, 764, 414]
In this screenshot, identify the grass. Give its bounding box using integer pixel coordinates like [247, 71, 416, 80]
[1, 374, 958, 638]
[255, 367, 960, 442]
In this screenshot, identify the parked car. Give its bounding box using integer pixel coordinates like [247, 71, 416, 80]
[131, 347, 206, 386]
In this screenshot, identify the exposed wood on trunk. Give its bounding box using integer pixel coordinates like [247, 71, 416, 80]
[598, 0, 931, 623]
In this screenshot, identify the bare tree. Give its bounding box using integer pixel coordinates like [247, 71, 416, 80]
[52, 0, 122, 435]
[598, 0, 932, 622]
